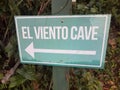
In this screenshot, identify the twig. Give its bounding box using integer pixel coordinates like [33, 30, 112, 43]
[49, 79, 53, 90]
[1, 60, 20, 84]
[37, 0, 51, 15]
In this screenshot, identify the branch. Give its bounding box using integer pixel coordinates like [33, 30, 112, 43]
[1, 60, 20, 84]
[37, 0, 51, 15]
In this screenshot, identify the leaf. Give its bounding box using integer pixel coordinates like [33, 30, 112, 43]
[5, 42, 13, 58]
[77, 4, 85, 10]
[9, 75, 26, 88]
[110, 85, 117, 90]
[8, 0, 20, 15]
[17, 67, 36, 81]
[5, 35, 18, 58]
[0, 84, 7, 89]
[117, 32, 120, 35]
[0, 73, 3, 79]
[90, 7, 98, 13]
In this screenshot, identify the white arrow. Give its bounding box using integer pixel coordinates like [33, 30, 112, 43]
[25, 42, 96, 58]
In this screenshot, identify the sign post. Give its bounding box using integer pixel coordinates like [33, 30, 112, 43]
[52, 0, 71, 90]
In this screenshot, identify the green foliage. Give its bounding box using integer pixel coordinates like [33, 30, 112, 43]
[0, 0, 120, 90]
[69, 69, 102, 90]
[8, 65, 37, 89]
[79, 72, 102, 90]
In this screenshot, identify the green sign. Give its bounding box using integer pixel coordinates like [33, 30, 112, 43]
[15, 15, 111, 68]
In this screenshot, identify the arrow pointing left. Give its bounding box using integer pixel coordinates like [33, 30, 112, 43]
[25, 42, 96, 58]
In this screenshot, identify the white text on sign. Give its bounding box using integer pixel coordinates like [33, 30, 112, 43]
[21, 26, 99, 40]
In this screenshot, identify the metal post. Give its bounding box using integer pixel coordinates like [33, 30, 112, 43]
[53, 67, 69, 90]
[52, 0, 72, 90]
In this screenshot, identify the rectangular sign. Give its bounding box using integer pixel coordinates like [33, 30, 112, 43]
[15, 15, 111, 68]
